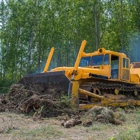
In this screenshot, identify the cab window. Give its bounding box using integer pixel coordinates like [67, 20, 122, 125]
[123, 58, 129, 68]
[79, 57, 90, 66]
[104, 54, 109, 65]
[91, 55, 104, 65]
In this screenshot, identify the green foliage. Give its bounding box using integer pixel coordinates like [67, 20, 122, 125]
[0, 79, 14, 94]
[56, 95, 71, 109]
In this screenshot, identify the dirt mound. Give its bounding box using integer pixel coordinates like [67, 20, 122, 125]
[82, 106, 126, 126]
[0, 84, 72, 117]
[59, 106, 126, 128]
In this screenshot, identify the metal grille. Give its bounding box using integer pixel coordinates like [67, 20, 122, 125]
[122, 69, 129, 81]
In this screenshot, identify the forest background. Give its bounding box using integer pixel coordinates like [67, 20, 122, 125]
[0, 0, 140, 93]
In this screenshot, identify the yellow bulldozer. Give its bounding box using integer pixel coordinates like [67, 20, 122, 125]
[19, 40, 140, 110]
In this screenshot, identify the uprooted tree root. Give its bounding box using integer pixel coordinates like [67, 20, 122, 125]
[0, 84, 73, 118]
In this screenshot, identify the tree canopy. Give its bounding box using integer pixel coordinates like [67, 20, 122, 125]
[0, 0, 140, 91]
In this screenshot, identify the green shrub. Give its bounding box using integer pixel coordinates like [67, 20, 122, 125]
[0, 79, 14, 94]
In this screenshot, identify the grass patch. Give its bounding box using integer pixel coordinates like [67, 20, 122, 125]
[91, 122, 113, 131]
[108, 129, 140, 140]
[108, 108, 140, 140]
[12, 125, 64, 140]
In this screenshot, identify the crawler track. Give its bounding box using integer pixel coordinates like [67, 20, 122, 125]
[79, 80, 140, 105]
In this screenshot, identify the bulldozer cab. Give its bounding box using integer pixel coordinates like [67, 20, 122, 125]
[79, 47, 130, 81]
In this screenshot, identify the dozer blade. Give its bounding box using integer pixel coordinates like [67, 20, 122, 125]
[18, 71, 71, 97]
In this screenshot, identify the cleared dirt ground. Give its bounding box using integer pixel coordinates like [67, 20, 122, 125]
[0, 108, 139, 140]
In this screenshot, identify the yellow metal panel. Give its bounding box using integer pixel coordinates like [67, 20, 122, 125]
[71, 81, 80, 108]
[130, 64, 140, 83]
[130, 74, 139, 82]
